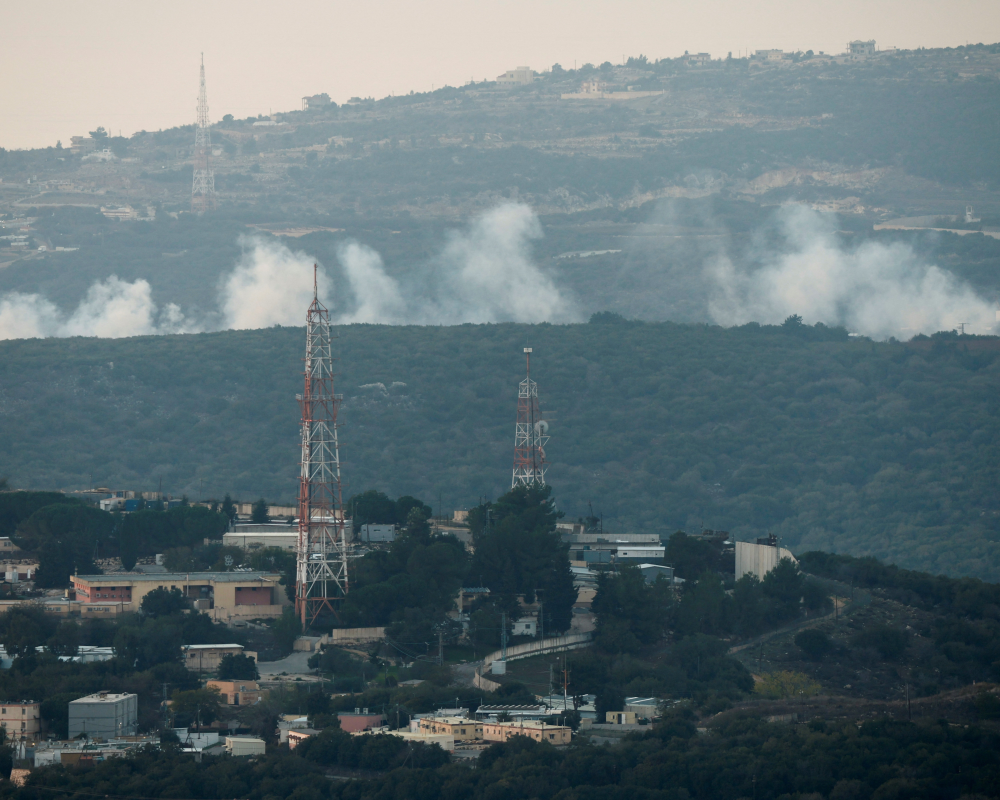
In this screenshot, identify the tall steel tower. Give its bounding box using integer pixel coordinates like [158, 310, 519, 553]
[296, 266, 348, 625]
[191, 53, 216, 213]
[512, 347, 550, 488]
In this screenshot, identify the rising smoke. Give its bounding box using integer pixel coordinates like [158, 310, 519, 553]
[705, 205, 995, 339]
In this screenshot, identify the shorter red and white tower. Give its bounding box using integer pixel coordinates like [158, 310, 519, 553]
[512, 347, 549, 488]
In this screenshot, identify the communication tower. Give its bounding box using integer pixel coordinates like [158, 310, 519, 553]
[295, 266, 348, 625]
[512, 347, 550, 488]
[191, 53, 216, 213]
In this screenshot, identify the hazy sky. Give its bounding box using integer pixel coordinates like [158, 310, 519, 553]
[3, 0, 999, 150]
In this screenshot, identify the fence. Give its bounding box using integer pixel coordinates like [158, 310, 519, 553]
[323, 627, 386, 645]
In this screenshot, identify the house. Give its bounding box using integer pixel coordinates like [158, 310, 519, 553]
[512, 616, 536, 636]
[848, 40, 876, 57]
[496, 67, 534, 86]
[205, 680, 261, 706]
[225, 736, 265, 756]
[483, 720, 571, 744]
[301, 93, 331, 111]
[287, 728, 319, 748]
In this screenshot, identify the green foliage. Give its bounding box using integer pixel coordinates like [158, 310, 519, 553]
[297, 727, 448, 771]
[469, 486, 574, 632]
[593, 566, 670, 653]
[795, 628, 834, 660]
[170, 686, 223, 729]
[3, 325, 1000, 580]
[0, 607, 56, 658]
[250, 498, 269, 523]
[217, 652, 259, 680]
[140, 587, 189, 618]
[851, 625, 909, 661]
[17, 504, 109, 586]
[666, 532, 729, 580]
[271, 607, 302, 652]
[0, 491, 80, 538]
[754, 670, 823, 699]
[347, 489, 430, 526]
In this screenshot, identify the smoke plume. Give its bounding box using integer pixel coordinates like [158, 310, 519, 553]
[706, 205, 995, 338]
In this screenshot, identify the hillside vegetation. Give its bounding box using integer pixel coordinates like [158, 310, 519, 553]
[1, 321, 998, 579]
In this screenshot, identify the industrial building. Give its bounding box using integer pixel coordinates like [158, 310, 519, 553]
[0, 701, 40, 741]
[71, 571, 288, 622]
[337, 709, 385, 732]
[225, 736, 265, 756]
[183, 644, 256, 673]
[68, 692, 138, 739]
[357, 524, 396, 543]
[223, 525, 299, 551]
[735, 535, 798, 581]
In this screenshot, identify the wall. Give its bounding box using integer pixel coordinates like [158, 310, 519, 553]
[482, 632, 593, 669]
[735, 542, 797, 580]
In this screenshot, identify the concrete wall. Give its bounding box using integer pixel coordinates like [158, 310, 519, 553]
[735, 542, 797, 581]
[482, 633, 593, 669]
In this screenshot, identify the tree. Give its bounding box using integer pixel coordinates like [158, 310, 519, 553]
[141, 587, 189, 618]
[754, 670, 822, 699]
[795, 628, 833, 660]
[218, 652, 259, 680]
[762, 558, 804, 621]
[272, 607, 302, 651]
[48, 620, 80, 657]
[171, 687, 222, 730]
[251, 498, 269, 524]
[593, 566, 668, 653]
[221, 494, 237, 523]
[88, 126, 108, 141]
[0, 606, 55, 658]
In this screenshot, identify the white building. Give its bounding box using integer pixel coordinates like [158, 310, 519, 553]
[496, 66, 534, 86]
[848, 40, 876, 57]
[68, 692, 138, 739]
[225, 736, 265, 756]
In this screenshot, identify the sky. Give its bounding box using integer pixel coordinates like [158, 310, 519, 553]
[2, 0, 999, 151]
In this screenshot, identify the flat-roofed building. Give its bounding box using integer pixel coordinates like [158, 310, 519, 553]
[483, 720, 571, 744]
[337, 709, 385, 733]
[224, 525, 299, 551]
[496, 66, 534, 85]
[183, 643, 256, 673]
[68, 692, 138, 739]
[206, 680, 261, 706]
[70, 571, 287, 622]
[417, 716, 482, 740]
[0, 701, 40, 741]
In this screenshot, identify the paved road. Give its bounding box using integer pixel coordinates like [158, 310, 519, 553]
[453, 660, 483, 687]
[258, 650, 314, 676]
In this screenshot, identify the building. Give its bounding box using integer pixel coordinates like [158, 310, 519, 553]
[512, 616, 536, 636]
[616, 546, 665, 562]
[100, 206, 139, 221]
[0, 539, 22, 554]
[223, 526, 299, 552]
[496, 66, 534, 86]
[625, 697, 660, 719]
[417, 716, 483, 741]
[338, 709, 385, 733]
[68, 692, 138, 739]
[475, 704, 549, 722]
[606, 711, 637, 725]
[735, 536, 797, 581]
[206, 680, 261, 706]
[225, 736, 265, 756]
[0, 702, 40, 741]
[71, 571, 287, 622]
[753, 49, 785, 62]
[849, 40, 876, 57]
[683, 52, 711, 65]
[183, 644, 256, 673]
[287, 727, 319, 748]
[483, 720, 571, 744]
[358, 524, 396, 543]
[301, 93, 331, 111]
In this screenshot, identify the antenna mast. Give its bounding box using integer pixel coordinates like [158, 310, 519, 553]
[512, 347, 549, 488]
[296, 265, 348, 625]
[191, 53, 217, 213]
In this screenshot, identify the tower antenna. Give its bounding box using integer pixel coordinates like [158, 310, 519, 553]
[512, 347, 550, 488]
[296, 264, 348, 625]
[191, 53, 217, 213]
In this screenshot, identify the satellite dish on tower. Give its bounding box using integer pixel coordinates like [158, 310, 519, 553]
[535, 420, 549, 435]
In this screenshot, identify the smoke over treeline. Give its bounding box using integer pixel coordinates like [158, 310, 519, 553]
[0, 203, 993, 340]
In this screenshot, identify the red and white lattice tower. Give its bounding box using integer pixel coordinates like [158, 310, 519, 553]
[191, 53, 216, 213]
[296, 266, 348, 625]
[512, 347, 550, 488]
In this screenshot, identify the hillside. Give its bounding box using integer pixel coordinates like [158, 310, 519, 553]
[1, 321, 998, 579]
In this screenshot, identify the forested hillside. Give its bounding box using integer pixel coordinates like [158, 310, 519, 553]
[1, 321, 997, 579]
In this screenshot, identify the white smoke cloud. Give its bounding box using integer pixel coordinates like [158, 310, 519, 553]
[331, 203, 579, 324]
[219, 236, 325, 329]
[0, 276, 195, 340]
[706, 205, 995, 338]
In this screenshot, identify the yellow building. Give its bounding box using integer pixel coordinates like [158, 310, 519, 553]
[70, 571, 287, 622]
[483, 721, 571, 745]
[0, 701, 40, 741]
[206, 680, 261, 706]
[417, 716, 482, 741]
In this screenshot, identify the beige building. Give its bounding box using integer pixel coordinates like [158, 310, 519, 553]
[417, 716, 482, 741]
[606, 711, 637, 725]
[287, 728, 318, 748]
[496, 66, 533, 85]
[183, 644, 256, 674]
[206, 680, 261, 706]
[70, 571, 288, 622]
[483, 720, 571, 744]
[0, 702, 40, 741]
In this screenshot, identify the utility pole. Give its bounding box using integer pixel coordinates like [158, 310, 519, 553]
[438, 628, 444, 666]
[562, 656, 569, 712]
[501, 612, 508, 662]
